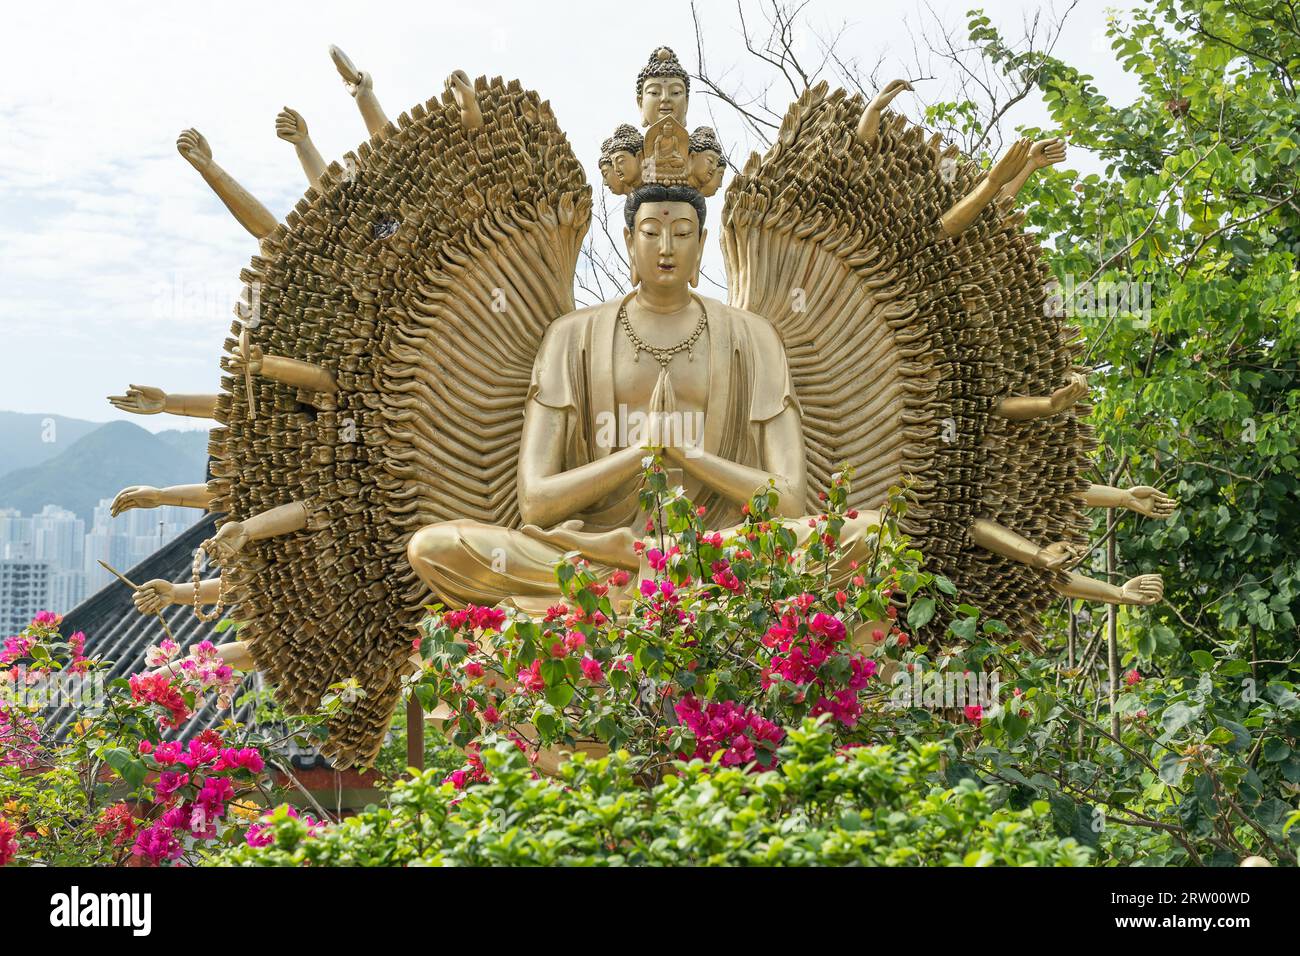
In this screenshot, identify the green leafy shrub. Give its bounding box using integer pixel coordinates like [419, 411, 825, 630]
[208, 719, 1091, 866]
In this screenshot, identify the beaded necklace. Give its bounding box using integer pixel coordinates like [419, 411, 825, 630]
[618, 294, 708, 367]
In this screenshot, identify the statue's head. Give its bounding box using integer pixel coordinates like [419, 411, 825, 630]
[623, 184, 707, 290]
[600, 124, 645, 196]
[637, 46, 689, 127]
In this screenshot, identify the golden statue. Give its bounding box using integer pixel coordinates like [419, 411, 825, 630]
[108, 45, 1174, 766]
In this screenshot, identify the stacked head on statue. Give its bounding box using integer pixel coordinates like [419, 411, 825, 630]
[599, 46, 726, 198]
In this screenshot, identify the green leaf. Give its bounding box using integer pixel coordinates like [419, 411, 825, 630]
[1159, 752, 1188, 787]
[907, 597, 936, 630]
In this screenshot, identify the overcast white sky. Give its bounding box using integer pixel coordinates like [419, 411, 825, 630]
[0, 0, 1139, 431]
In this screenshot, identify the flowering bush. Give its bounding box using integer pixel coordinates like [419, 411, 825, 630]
[0, 615, 332, 866]
[209, 719, 1092, 866]
[413, 468, 942, 783]
[6, 466, 1299, 867]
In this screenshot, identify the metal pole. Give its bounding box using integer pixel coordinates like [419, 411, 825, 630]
[406, 696, 424, 772]
[1106, 510, 1119, 738]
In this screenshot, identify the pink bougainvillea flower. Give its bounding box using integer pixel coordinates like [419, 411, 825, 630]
[0, 816, 18, 866]
[154, 771, 190, 801]
[468, 605, 507, 632]
[132, 820, 182, 866]
[808, 612, 847, 644]
[213, 747, 264, 774]
[580, 656, 604, 683]
[519, 659, 546, 693]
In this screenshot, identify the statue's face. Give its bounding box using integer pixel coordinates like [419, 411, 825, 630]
[638, 77, 688, 127]
[625, 201, 705, 290]
[690, 150, 719, 186]
[611, 150, 640, 186]
[707, 160, 725, 194]
[599, 161, 626, 196]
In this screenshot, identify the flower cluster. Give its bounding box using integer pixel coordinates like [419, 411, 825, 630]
[129, 731, 267, 865]
[128, 671, 191, 730]
[674, 695, 784, 769]
[94, 804, 138, 848]
[144, 639, 241, 711]
[245, 805, 323, 848]
[761, 604, 877, 727]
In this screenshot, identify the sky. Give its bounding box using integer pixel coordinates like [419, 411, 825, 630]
[0, 0, 1140, 432]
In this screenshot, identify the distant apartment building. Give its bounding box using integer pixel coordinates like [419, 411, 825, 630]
[0, 500, 194, 629]
[0, 508, 33, 559]
[34, 505, 86, 612]
[83, 499, 194, 594]
[0, 558, 53, 635]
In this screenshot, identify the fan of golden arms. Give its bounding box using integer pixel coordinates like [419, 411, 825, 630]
[101, 35, 1176, 768]
[600, 46, 725, 195]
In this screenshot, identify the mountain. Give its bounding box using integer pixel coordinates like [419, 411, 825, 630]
[0, 411, 102, 479]
[155, 428, 212, 472]
[0, 421, 209, 523]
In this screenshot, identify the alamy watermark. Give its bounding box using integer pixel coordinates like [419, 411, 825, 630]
[1044, 276, 1152, 327]
[3, 668, 106, 709]
[888, 665, 1001, 712]
[595, 405, 705, 458]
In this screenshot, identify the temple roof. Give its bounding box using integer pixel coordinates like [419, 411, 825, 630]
[52, 514, 328, 769]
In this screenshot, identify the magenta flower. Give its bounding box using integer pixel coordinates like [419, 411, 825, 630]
[580, 656, 605, 683]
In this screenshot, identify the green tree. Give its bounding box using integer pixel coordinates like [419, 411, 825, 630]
[1013, 0, 1300, 666]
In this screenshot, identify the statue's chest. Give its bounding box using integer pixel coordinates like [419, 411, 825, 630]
[611, 332, 712, 412]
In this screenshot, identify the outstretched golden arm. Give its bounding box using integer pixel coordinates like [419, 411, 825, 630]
[205, 502, 311, 565]
[112, 484, 213, 516]
[227, 343, 336, 393]
[330, 45, 390, 137]
[1083, 484, 1177, 518]
[970, 519, 1164, 606]
[133, 576, 224, 615]
[275, 107, 327, 188]
[993, 137, 1067, 203]
[994, 374, 1089, 421]
[855, 79, 913, 150]
[940, 137, 1032, 238]
[176, 128, 277, 239]
[108, 385, 218, 420]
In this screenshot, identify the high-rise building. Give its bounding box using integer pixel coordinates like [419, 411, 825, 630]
[32, 506, 86, 611]
[0, 500, 194, 624]
[0, 508, 34, 560]
[0, 559, 53, 635]
[83, 499, 194, 594]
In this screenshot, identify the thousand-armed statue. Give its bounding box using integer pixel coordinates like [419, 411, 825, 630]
[109, 45, 1174, 766]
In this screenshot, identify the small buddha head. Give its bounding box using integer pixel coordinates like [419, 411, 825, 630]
[637, 47, 689, 128]
[623, 184, 707, 290]
[600, 124, 645, 194]
[687, 126, 725, 196]
[599, 157, 625, 195]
